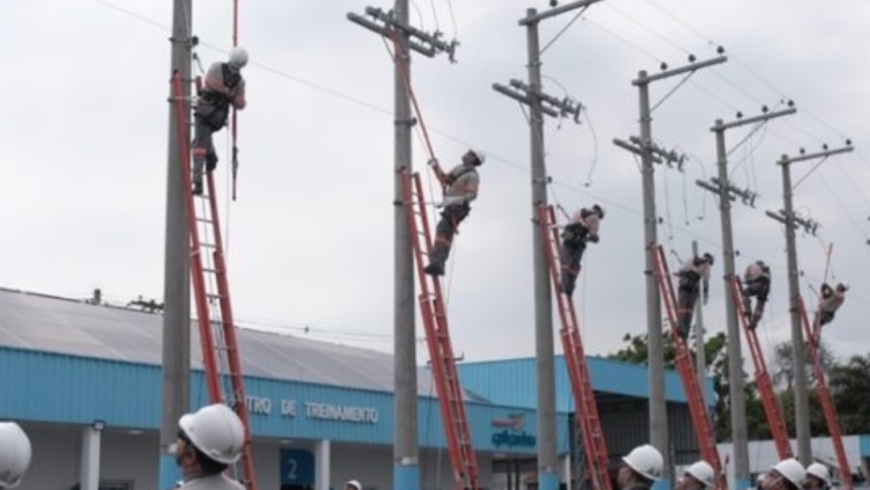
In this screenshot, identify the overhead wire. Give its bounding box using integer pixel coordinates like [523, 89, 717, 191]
[81, 0, 870, 317]
[445, 0, 459, 40]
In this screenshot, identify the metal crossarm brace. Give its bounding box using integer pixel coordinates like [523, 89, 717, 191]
[347, 7, 458, 61]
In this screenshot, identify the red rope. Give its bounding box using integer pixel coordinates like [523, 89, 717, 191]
[389, 29, 438, 163]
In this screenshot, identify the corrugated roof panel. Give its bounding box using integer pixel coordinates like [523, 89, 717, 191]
[0, 288, 440, 397]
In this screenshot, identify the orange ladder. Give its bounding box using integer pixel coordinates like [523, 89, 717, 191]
[730, 278, 793, 459]
[538, 205, 613, 490]
[799, 297, 853, 490]
[652, 245, 725, 490]
[172, 73, 258, 490]
[401, 169, 479, 490]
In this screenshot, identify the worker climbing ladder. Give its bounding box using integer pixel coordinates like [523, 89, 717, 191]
[798, 297, 853, 490]
[401, 170, 480, 490]
[172, 73, 259, 490]
[652, 245, 725, 490]
[730, 278, 793, 460]
[538, 204, 613, 490]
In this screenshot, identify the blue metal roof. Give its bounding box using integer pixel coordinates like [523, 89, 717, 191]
[458, 355, 716, 410]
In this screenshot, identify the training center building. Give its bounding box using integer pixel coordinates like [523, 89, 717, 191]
[1, 287, 709, 490]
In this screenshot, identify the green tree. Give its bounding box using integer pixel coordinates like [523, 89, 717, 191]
[829, 353, 870, 434]
[770, 340, 836, 390]
[607, 331, 766, 441]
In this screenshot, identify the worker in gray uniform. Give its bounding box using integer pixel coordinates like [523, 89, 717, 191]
[174, 404, 246, 490]
[742, 260, 771, 330]
[813, 282, 848, 343]
[675, 253, 714, 340]
[424, 149, 485, 276]
[560, 205, 604, 297]
[192, 47, 248, 195]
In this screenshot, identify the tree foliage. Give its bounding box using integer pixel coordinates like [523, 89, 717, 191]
[607, 332, 870, 440]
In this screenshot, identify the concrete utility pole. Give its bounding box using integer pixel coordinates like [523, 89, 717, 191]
[696, 107, 795, 490]
[767, 144, 853, 465]
[493, 4, 590, 489]
[160, 0, 192, 488]
[614, 54, 726, 489]
[348, 5, 457, 490]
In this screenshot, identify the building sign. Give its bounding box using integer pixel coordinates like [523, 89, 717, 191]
[238, 396, 380, 425]
[491, 413, 536, 448]
[304, 402, 379, 423]
[280, 448, 315, 486]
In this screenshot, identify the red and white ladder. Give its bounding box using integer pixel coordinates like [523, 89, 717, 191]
[401, 169, 479, 490]
[538, 205, 613, 490]
[730, 278, 793, 460]
[172, 73, 258, 490]
[798, 297, 853, 490]
[652, 245, 725, 490]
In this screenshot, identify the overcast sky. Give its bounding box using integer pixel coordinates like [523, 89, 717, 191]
[1, 0, 869, 367]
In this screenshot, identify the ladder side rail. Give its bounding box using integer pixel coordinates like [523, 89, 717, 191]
[419, 296, 467, 490]
[204, 172, 249, 410]
[653, 246, 725, 489]
[430, 289, 479, 486]
[798, 300, 854, 490]
[539, 206, 612, 490]
[403, 171, 477, 490]
[546, 205, 612, 490]
[172, 73, 222, 403]
[204, 175, 259, 490]
[730, 279, 793, 459]
[418, 172, 480, 488]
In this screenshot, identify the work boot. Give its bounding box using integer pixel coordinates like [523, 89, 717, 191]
[193, 181, 203, 196]
[424, 263, 444, 276]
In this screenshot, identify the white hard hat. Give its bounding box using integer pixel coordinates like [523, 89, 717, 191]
[622, 444, 664, 481]
[228, 47, 249, 69]
[772, 458, 806, 489]
[806, 463, 831, 487]
[179, 404, 245, 465]
[0, 423, 32, 489]
[685, 461, 716, 488]
[470, 149, 486, 164]
[346, 480, 363, 490]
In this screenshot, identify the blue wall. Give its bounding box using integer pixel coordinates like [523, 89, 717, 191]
[0, 347, 568, 455]
[458, 356, 716, 411]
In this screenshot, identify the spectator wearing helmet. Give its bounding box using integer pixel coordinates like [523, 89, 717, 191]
[618, 444, 664, 490]
[424, 149, 485, 276]
[760, 459, 806, 490]
[559, 204, 605, 297]
[804, 463, 831, 490]
[0, 422, 32, 489]
[345, 480, 363, 490]
[175, 404, 246, 489]
[813, 283, 848, 342]
[742, 260, 772, 330]
[675, 252, 715, 340]
[676, 461, 716, 490]
[192, 47, 249, 195]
